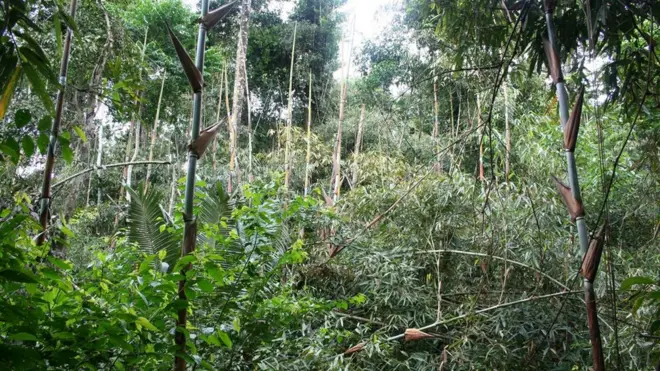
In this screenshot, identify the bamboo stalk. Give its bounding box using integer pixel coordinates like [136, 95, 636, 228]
[433, 77, 440, 172]
[243, 56, 253, 182]
[386, 291, 579, 341]
[37, 0, 77, 246]
[126, 28, 149, 202]
[52, 161, 171, 189]
[304, 71, 313, 196]
[176, 0, 210, 367]
[284, 22, 297, 190]
[144, 72, 167, 193]
[477, 94, 485, 181]
[213, 71, 224, 173]
[504, 79, 511, 183]
[421, 249, 568, 290]
[351, 103, 365, 186]
[543, 3, 604, 369]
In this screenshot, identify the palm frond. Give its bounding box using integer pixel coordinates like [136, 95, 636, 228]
[126, 186, 180, 267]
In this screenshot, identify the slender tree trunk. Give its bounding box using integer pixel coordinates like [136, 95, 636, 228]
[284, 23, 297, 190]
[433, 79, 440, 172]
[243, 58, 253, 182]
[37, 0, 77, 247]
[477, 94, 485, 181]
[229, 0, 251, 193]
[176, 0, 210, 368]
[304, 71, 313, 196]
[144, 72, 167, 193]
[543, 3, 603, 370]
[96, 119, 104, 205]
[504, 79, 511, 183]
[351, 103, 365, 186]
[124, 28, 148, 201]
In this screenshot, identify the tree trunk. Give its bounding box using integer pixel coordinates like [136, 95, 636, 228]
[37, 0, 77, 247]
[284, 23, 297, 190]
[144, 72, 167, 193]
[352, 103, 365, 186]
[229, 0, 251, 193]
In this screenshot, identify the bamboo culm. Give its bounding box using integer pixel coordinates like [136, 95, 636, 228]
[543, 3, 604, 370]
[284, 23, 297, 190]
[37, 0, 77, 247]
[176, 0, 209, 367]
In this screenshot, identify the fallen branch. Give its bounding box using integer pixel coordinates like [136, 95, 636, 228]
[421, 249, 568, 290]
[332, 311, 388, 327]
[52, 161, 171, 188]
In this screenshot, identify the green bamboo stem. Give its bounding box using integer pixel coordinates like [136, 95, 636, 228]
[144, 72, 166, 194]
[51, 161, 171, 189]
[37, 0, 77, 246]
[284, 22, 297, 190]
[304, 71, 312, 196]
[177, 0, 209, 368]
[543, 3, 604, 370]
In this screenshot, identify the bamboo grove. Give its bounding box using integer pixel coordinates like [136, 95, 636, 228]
[0, 0, 658, 369]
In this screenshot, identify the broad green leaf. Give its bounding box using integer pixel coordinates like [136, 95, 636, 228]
[217, 331, 232, 348]
[232, 317, 241, 333]
[23, 63, 53, 113]
[38, 116, 52, 131]
[196, 279, 214, 293]
[21, 136, 34, 158]
[47, 256, 72, 271]
[173, 255, 196, 272]
[205, 334, 222, 346]
[0, 138, 20, 163]
[621, 276, 655, 291]
[0, 269, 39, 283]
[135, 317, 158, 331]
[37, 133, 49, 154]
[139, 255, 156, 274]
[59, 224, 74, 238]
[15, 109, 31, 128]
[73, 126, 87, 143]
[9, 332, 38, 341]
[0, 65, 21, 120]
[61, 144, 73, 164]
[19, 47, 57, 85]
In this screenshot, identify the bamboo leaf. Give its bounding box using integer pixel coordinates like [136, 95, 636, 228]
[73, 126, 87, 143]
[135, 317, 158, 331]
[23, 63, 54, 113]
[167, 24, 203, 93]
[54, 14, 63, 56]
[0, 65, 22, 121]
[621, 276, 655, 291]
